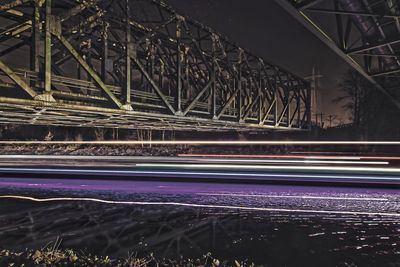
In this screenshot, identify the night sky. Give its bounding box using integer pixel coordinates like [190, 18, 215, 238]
[166, 0, 352, 124]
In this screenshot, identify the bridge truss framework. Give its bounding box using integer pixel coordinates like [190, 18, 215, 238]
[276, 0, 400, 110]
[0, 0, 311, 131]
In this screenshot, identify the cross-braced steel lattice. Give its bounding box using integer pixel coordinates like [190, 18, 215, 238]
[276, 0, 400, 110]
[0, 0, 311, 131]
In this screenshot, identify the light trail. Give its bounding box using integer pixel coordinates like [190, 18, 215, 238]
[0, 140, 400, 145]
[190, 159, 389, 165]
[137, 163, 400, 173]
[196, 193, 389, 201]
[178, 154, 400, 161]
[178, 154, 364, 160]
[0, 167, 399, 181]
[0, 195, 399, 217]
[0, 155, 388, 165]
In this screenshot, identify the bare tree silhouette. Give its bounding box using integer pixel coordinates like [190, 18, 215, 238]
[333, 69, 400, 139]
[333, 69, 367, 126]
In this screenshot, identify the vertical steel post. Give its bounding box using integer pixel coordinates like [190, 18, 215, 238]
[101, 22, 109, 83]
[286, 81, 291, 127]
[297, 91, 301, 127]
[125, 0, 131, 105]
[159, 58, 164, 89]
[237, 50, 243, 122]
[30, 0, 40, 87]
[87, 41, 92, 83]
[176, 19, 182, 114]
[258, 60, 263, 124]
[150, 44, 155, 94]
[44, 0, 51, 92]
[274, 72, 278, 126]
[211, 34, 217, 119]
[307, 83, 312, 129]
[334, 0, 344, 50]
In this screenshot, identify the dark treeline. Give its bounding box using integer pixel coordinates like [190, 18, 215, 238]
[332, 69, 400, 140]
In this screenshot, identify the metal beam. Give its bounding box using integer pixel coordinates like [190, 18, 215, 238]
[0, 39, 28, 57]
[183, 79, 212, 116]
[0, 20, 31, 40]
[125, 0, 132, 106]
[56, 35, 125, 109]
[59, 0, 102, 22]
[211, 36, 217, 119]
[0, 59, 37, 98]
[176, 19, 183, 114]
[217, 87, 240, 119]
[274, 0, 400, 109]
[371, 68, 400, 77]
[242, 95, 260, 121]
[306, 8, 400, 19]
[297, 0, 327, 10]
[346, 38, 400, 54]
[132, 56, 176, 114]
[30, 0, 40, 83]
[44, 0, 51, 93]
[0, 0, 30, 12]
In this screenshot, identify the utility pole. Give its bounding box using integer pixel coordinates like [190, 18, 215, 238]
[320, 112, 323, 128]
[305, 68, 323, 129]
[327, 114, 337, 128]
[314, 112, 324, 127]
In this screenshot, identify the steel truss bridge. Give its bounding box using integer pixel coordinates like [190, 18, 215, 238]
[277, 0, 400, 109]
[0, 0, 311, 131]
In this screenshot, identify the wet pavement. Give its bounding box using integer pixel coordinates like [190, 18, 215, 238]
[0, 178, 399, 266]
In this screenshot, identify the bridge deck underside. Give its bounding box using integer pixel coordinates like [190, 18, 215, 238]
[0, 98, 302, 131]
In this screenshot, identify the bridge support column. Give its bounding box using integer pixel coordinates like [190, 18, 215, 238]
[44, 0, 51, 93]
[237, 49, 244, 123]
[258, 60, 263, 125]
[101, 22, 109, 84]
[124, 0, 132, 111]
[274, 73, 278, 126]
[175, 18, 183, 115]
[211, 35, 217, 120]
[30, 0, 40, 88]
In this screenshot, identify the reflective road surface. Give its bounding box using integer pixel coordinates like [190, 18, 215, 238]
[0, 177, 399, 266]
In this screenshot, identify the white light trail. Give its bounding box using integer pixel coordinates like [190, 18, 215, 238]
[179, 154, 400, 161]
[187, 159, 389, 165]
[137, 163, 400, 173]
[0, 140, 400, 145]
[178, 154, 364, 160]
[0, 167, 399, 181]
[0, 195, 399, 217]
[0, 155, 389, 165]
